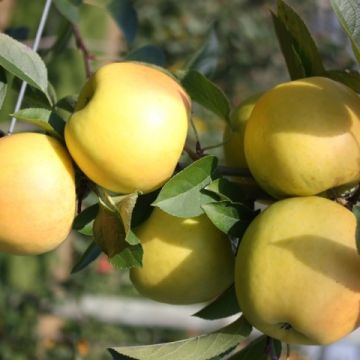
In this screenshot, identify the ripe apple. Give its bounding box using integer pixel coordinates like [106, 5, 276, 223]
[223, 93, 261, 169]
[235, 196, 360, 345]
[244, 77, 360, 198]
[65, 62, 190, 194]
[130, 207, 235, 305]
[0, 133, 76, 255]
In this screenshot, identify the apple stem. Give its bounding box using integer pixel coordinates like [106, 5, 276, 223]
[71, 24, 93, 79]
[285, 343, 291, 360]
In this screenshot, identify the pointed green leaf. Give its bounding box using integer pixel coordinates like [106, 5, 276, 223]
[326, 69, 360, 92]
[271, 11, 305, 80]
[0, 33, 48, 95]
[352, 205, 360, 254]
[202, 201, 255, 237]
[227, 336, 282, 360]
[276, 0, 325, 77]
[153, 156, 218, 218]
[73, 203, 99, 231]
[331, 0, 360, 64]
[181, 70, 231, 122]
[71, 241, 102, 274]
[11, 108, 65, 139]
[109, 317, 252, 360]
[107, 0, 138, 45]
[193, 285, 240, 320]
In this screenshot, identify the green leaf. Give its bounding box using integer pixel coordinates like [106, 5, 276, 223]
[71, 241, 102, 274]
[109, 317, 252, 360]
[0, 33, 48, 96]
[352, 205, 360, 254]
[11, 108, 66, 139]
[271, 11, 305, 80]
[181, 70, 231, 122]
[73, 203, 99, 231]
[126, 45, 166, 67]
[0, 68, 7, 109]
[202, 201, 255, 237]
[186, 23, 220, 77]
[107, 0, 138, 45]
[326, 69, 360, 92]
[227, 336, 282, 360]
[331, 0, 360, 64]
[193, 285, 240, 320]
[110, 243, 143, 269]
[153, 156, 218, 218]
[54, 0, 81, 24]
[55, 95, 77, 113]
[272, 0, 325, 80]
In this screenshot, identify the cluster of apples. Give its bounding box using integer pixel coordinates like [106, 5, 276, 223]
[224, 76, 360, 345]
[2, 61, 360, 347]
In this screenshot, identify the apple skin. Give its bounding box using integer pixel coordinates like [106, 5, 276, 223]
[130, 207, 235, 305]
[244, 77, 360, 198]
[65, 62, 190, 194]
[235, 196, 360, 345]
[0, 133, 76, 255]
[223, 93, 262, 169]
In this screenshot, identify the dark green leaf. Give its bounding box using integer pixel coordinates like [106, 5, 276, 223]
[55, 95, 77, 113]
[326, 69, 360, 92]
[107, 0, 138, 45]
[153, 156, 218, 218]
[126, 45, 166, 67]
[11, 108, 65, 139]
[331, 0, 360, 64]
[186, 23, 220, 77]
[73, 203, 99, 231]
[0, 68, 7, 109]
[227, 336, 282, 360]
[181, 70, 231, 122]
[352, 205, 360, 254]
[193, 285, 240, 320]
[71, 241, 102, 274]
[109, 317, 252, 360]
[202, 201, 255, 237]
[54, 0, 80, 24]
[276, 0, 325, 77]
[271, 11, 305, 80]
[0, 33, 49, 96]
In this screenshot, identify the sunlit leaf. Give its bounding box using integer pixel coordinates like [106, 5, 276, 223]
[0, 33, 49, 97]
[181, 70, 231, 122]
[331, 0, 360, 64]
[11, 108, 65, 139]
[109, 317, 252, 360]
[153, 156, 218, 218]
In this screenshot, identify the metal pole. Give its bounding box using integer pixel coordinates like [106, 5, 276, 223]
[8, 0, 53, 134]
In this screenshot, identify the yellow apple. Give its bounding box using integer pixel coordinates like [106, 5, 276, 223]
[130, 207, 235, 305]
[235, 196, 360, 345]
[244, 77, 360, 198]
[0, 133, 76, 255]
[65, 62, 190, 194]
[223, 93, 262, 169]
